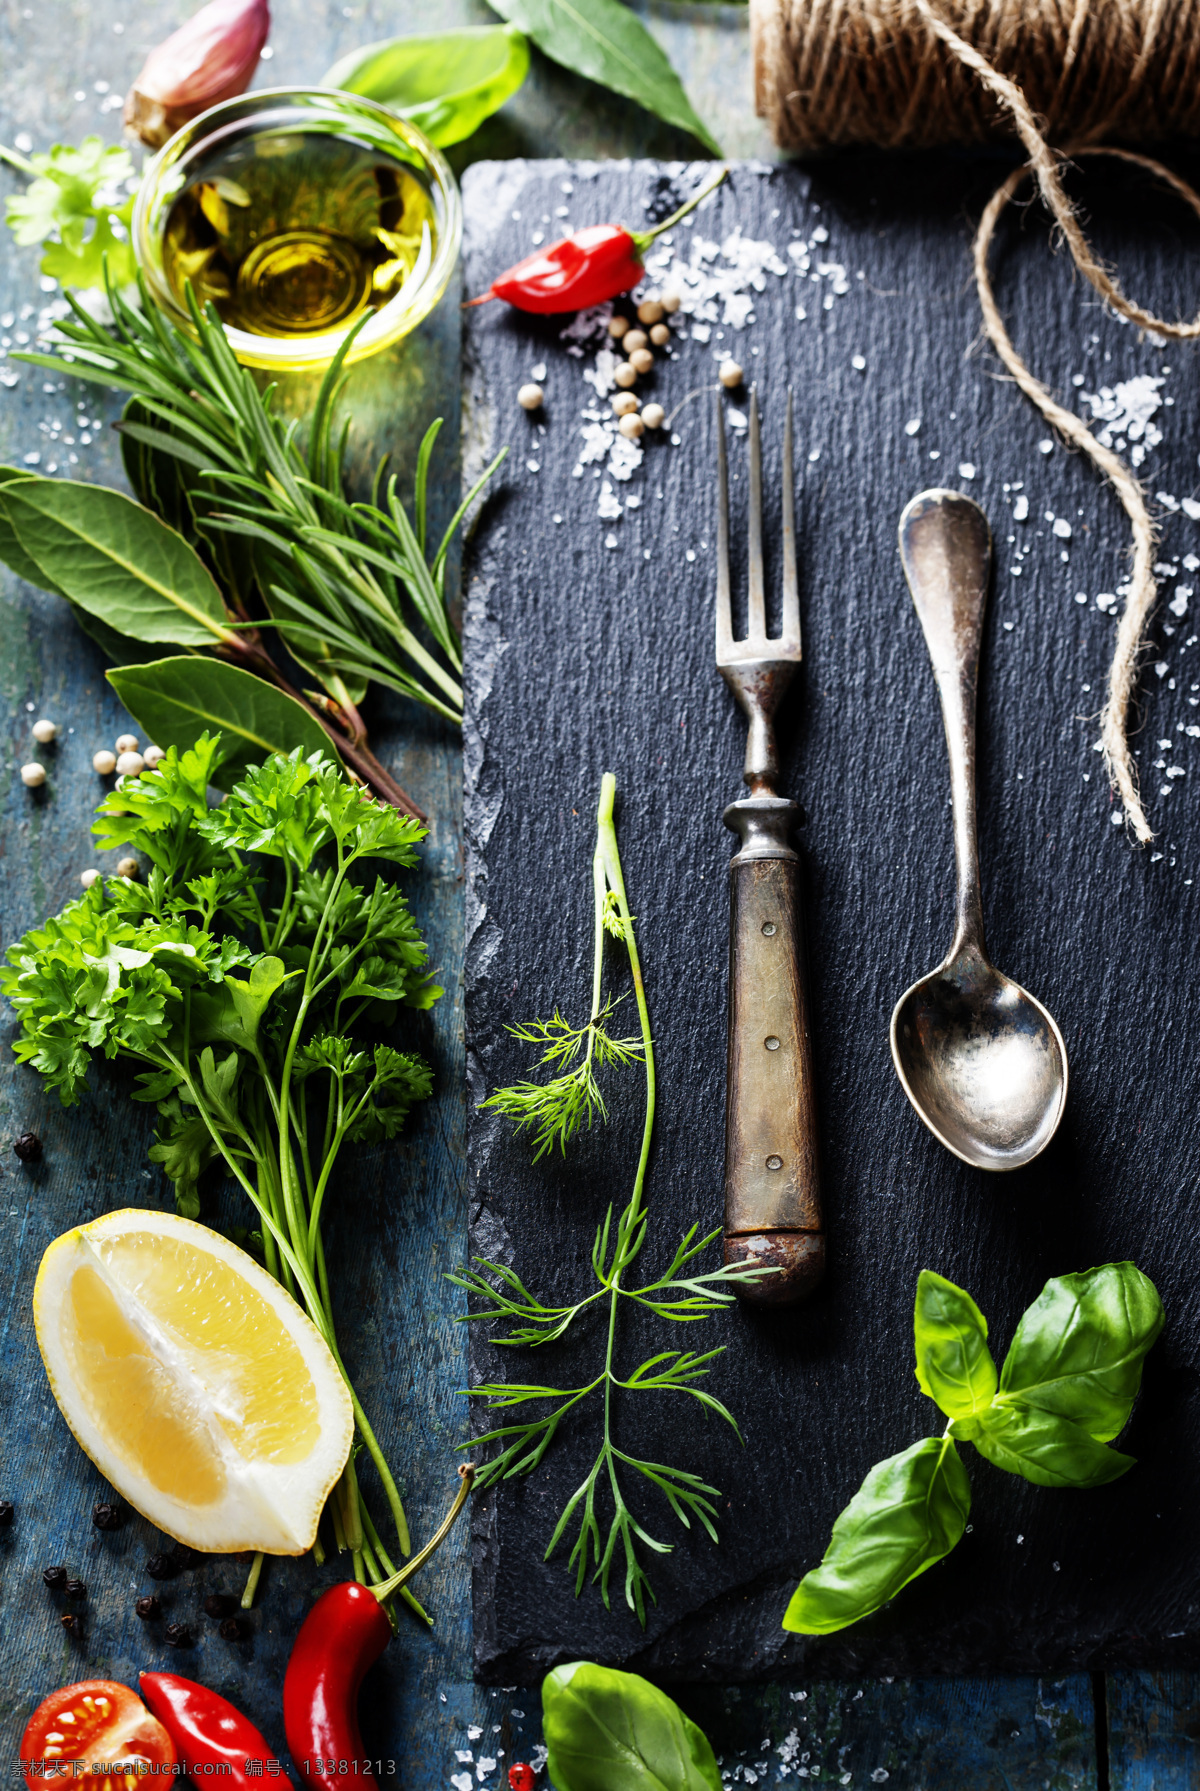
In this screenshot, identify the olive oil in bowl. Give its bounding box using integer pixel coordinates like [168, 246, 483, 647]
[134, 89, 460, 372]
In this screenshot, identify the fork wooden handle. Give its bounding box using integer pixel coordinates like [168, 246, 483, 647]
[722, 796, 825, 1306]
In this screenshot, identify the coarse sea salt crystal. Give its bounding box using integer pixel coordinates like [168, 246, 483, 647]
[598, 480, 622, 521]
[604, 532, 619, 550]
[1012, 495, 1029, 521]
[958, 462, 976, 480]
[904, 417, 921, 436]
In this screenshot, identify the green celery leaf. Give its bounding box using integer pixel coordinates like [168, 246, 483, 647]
[2, 478, 232, 645]
[782, 1437, 970, 1636]
[913, 1269, 997, 1420]
[326, 26, 530, 147]
[997, 1262, 1164, 1442]
[963, 1403, 1135, 1488]
[486, 0, 720, 154]
[542, 1660, 722, 1791]
[107, 658, 331, 791]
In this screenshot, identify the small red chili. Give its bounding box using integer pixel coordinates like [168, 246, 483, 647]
[139, 1672, 275, 1791]
[469, 169, 726, 314]
[283, 1467, 475, 1778]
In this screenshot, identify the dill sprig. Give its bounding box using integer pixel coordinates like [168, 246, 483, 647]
[454, 773, 768, 1622]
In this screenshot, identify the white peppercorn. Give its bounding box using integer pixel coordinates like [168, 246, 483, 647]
[641, 403, 666, 429]
[116, 857, 139, 880]
[649, 323, 670, 347]
[618, 413, 645, 440]
[719, 360, 744, 389]
[607, 315, 631, 340]
[115, 751, 145, 777]
[32, 719, 58, 744]
[143, 744, 165, 768]
[92, 749, 117, 775]
[20, 762, 45, 788]
[611, 392, 639, 418]
[637, 298, 664, 325]
[80, 868, 100, 889]
[517, 383, 544, 412]
[629, 348, 654, 375]
[115, 733, 139, 754]
[613, 362, 637, 389]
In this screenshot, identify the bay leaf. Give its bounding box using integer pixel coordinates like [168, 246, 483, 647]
[486, 0, 721, 154]
[326, 26, 530, 147]
[108, 657, 331, 789]
[3, 477, 233, 647]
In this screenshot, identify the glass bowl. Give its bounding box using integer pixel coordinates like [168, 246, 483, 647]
[132, 86, 462, 372]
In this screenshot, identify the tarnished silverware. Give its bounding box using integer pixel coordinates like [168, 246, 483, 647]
[715, 386, 824, 1306]
[892, 489, 1068, 1170]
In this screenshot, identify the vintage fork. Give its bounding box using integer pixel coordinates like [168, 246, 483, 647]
[715, 386, 824, 1306]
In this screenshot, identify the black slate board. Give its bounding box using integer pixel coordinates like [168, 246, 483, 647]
[460, 153, 1200, 1683]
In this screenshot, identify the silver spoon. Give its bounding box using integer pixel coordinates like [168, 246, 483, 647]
[891, 489, 1068, 1170]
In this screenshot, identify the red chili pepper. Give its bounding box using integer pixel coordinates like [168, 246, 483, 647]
[469, 168, 726, 314]
[283, 1467, 475, 1778]
[139, 1673, 275, 1791]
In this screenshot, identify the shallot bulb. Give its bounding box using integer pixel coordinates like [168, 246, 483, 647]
[123, 0, 270, 150]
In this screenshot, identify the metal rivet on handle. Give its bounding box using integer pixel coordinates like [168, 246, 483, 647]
[762, 921, 777, 936]
[765, 1036, 781, 1051]
[766, 1155, 783, 1171]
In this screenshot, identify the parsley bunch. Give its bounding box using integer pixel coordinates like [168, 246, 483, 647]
[2, 733, 441, 1608]
[0, 138, 138, 291]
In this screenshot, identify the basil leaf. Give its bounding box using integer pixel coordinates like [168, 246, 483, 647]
[964, 1403, 1134, 1488]
[542, 1660, 721, 1791]
[998, 1262, 1164, 1442]
[782, 1436, 970, 1637]
[1, 477, 233, 647]
[107, 657, 330, 790]
[913, 1269, 997, 1420]
[326, 27, 530, 147]
[486, 0, 721, 155]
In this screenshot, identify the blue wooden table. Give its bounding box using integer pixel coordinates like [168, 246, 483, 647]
[0, 2, 1197, 1785]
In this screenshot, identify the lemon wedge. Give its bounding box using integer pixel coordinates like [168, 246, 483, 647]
[34, 1209, 353, 1554]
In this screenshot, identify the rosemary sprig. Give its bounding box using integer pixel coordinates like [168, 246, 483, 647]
[456, 774, 768, 1622]
[15, 273, 505, 741]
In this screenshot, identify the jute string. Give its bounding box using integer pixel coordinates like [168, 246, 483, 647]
[751, 0, 1200, 841]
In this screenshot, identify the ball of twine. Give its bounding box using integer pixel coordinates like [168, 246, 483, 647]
[751, 0, 1200, 842]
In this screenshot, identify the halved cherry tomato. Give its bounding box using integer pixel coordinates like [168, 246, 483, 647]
[20, 1680, 178, 1788]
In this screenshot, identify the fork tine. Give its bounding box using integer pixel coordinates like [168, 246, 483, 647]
[747, 384, 765, 643]
[714, 389, 732, 655]
[781, 386, 801, 655]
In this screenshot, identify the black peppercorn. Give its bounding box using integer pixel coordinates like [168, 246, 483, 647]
[42, 1564, 67, 1590]
[168, 1544, 196, 1571]
[204, 1593, 236, 1619]
[217, 1616, 247, 1641]
[146, 1553, 176, 1581]
[163, 1621, 192, 1648]
[13, 1132, 42, 1163]
[0, 1500, 13, 1527]
[64, 1578, 86, 1600]
[61, 1612, 84, 1638]
[135, 1595, 161, 1621]
[92, 1501, 121, 1532]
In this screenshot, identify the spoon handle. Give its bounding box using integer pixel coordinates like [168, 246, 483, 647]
[898, 490, 993, 959]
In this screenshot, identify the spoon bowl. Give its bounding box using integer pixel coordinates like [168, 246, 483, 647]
[891, 949, 1068, 1170]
